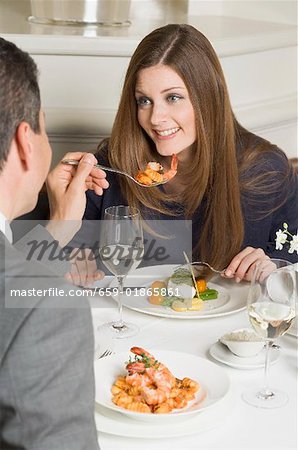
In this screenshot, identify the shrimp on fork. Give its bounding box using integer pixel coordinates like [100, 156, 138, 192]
[143, 162, 164, 183]
[135, 154, 178, 186]
[162, 154, 178, 181]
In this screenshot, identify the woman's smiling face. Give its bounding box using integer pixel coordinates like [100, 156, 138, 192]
[135, 64, 197, 160]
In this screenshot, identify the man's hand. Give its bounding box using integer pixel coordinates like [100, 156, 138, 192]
[46, 152, 108, 220]
[45, 152, 109, 246]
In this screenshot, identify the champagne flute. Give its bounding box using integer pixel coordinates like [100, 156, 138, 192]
[98, 205, 144, 339]
[242, 258, 296, 408]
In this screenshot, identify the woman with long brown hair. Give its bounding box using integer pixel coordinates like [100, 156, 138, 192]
[84, 24, 297, 282]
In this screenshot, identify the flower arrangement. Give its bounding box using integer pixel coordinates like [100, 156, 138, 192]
[275, 223, 298, 254]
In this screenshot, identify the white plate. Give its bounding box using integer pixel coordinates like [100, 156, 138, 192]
[209, 341, 280, 370]
[107, 264, 248, 319]
[94, 349, 230, 423]
[94, 388, 234, 438]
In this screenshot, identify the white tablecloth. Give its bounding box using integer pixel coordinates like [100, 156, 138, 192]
[90, 277, 297, 450]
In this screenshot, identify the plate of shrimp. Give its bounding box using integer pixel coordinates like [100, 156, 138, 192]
[94, 347, 230, 423]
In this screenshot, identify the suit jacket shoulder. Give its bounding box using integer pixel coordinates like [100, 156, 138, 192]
[0, 233, 99, 449]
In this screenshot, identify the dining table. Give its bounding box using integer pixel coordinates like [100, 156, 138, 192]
[89, 273, 297, 450]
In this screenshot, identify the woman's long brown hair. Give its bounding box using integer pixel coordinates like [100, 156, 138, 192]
[99, 24, 293, 270]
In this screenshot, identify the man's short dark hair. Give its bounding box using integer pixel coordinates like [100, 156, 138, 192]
[0, 38, 41, 172]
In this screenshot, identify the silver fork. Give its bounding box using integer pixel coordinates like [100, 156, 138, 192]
[191, 261, 226, 274]
[94, 348, 113, 360]
[99, 349, 113, 358]
[61, 159, 170, 188]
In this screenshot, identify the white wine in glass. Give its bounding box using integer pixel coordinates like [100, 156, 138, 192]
[98, 205, 144, 339]
[243, 258, 296, 408]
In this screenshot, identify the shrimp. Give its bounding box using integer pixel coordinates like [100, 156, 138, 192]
[142, 366, 176, 405]
[125, 371, 152, 389]
[163, 154, 178, 181]
[143, 167, 164, 183]
[111, 347, 201, 414]
[135, 171, 153, 185]
[128, 347, 172, 377]
[128, 347, 176, 405]
[134, 154, 178, 185]
[147, 162, 163, 171]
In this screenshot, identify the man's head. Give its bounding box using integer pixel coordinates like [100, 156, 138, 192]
[0, 38, 41, 172]
[0, 38, 51, 218]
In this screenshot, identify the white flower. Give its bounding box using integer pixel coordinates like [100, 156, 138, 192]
[275, 223, 298, 255]
[288, 232, 298, 254]
[275, 229, 287, 250]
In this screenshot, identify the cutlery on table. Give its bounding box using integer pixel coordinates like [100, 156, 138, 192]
[191, 261, 226, 274]
[95, 349, 114, 360]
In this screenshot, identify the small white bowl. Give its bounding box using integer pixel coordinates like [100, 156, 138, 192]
[220, 328, 264, 358]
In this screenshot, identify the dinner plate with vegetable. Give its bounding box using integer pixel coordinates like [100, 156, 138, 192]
[149, 266, 229, 312]
[108, 264, 248, 319]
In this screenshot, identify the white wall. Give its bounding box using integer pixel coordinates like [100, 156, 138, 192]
[188, 0, 297, 24]
[1, 0, 296, 164]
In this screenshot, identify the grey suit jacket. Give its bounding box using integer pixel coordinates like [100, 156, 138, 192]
[0, 231, 99, 450]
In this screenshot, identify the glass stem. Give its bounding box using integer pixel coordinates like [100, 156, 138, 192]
[114, 275, 125, 328]
[259, 340, 274, 399]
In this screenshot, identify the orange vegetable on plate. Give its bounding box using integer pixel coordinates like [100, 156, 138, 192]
[196, 279, 207, 293]
[149, 280, 167, 305]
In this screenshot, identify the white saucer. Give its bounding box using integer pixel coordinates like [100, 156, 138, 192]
[95, 389, 234, 438]
[209, 341, 280, 370]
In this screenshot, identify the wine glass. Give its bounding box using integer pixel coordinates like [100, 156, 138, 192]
[242, 258, 296, 408]
[98, 205, 144, 339]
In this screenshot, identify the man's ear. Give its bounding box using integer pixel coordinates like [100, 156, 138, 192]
[15, 122, 34, 170]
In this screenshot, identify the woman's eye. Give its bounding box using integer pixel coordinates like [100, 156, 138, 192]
[136, 97, 151, 106]
[167, 94, 182, 103]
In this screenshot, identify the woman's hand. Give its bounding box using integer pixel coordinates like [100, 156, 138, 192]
[223, 247, 270, 283]
[65, 248, 105, 287]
